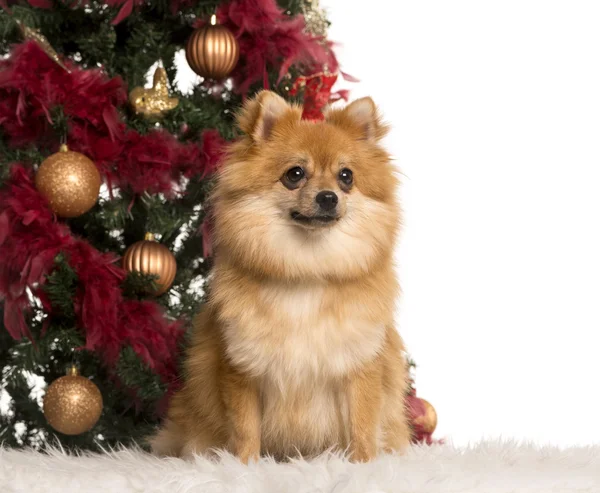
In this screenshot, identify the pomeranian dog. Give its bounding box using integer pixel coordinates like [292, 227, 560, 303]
[151, 91, 410, 463]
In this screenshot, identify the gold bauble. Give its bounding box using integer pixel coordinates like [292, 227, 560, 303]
[43, 367, 103, 436]
[129, 66, 179, 119]
[122, 233, 177, 295]
[414, 398, 438, 434]
[35, 145, 101, 218]
[186, 15, 239, 80]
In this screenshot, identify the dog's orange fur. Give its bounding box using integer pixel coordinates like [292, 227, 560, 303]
[151, 91, 410, 462]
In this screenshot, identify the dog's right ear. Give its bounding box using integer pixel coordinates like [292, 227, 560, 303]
[237, 91, 297, 143]
[325, 97, 388, 142]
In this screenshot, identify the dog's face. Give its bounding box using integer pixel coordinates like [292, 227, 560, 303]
[212, 91, 400, 281]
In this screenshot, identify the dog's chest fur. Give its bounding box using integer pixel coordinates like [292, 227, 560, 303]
[220, 281, 386, 386]
[217, 279, 387, 455]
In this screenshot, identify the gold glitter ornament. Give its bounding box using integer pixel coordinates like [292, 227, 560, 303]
[414, 398, 438, 434]
[43, 366, 103, 436]
[186, 15, 239, 80]
[302, 0, 329, 37]
[17, 21, 71, 73]
[35, 145, 101, 218]
[129, 66, 179, 119]
[122, 233, 177, 295]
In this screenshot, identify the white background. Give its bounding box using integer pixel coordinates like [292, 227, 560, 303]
[322, 0, 600, 447]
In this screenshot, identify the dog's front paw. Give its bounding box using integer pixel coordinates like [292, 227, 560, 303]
[231, 439, 260, 464]
[237, 449, 259, 465]
[350, 442, 377, 463]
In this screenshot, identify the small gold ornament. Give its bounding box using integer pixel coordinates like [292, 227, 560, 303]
[35, 144, 101, 218]
[17, 21, 70, 73]
[186, 15, 239, 80]
[129, 66, 179, 119]
[414, 398, 438, 434]
[122, 233, 177, 295]
[302, 0, 329, 37]
[43, 366, 103, 436]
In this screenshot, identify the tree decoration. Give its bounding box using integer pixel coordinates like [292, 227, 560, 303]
[407, 392, 440, 444]
[122, 233, 177, 296]
[290, 72, 340, 121]
[35, 144, 101, 218]
[215, 0, 338, 95]
[17, 21, 70, 73]
[43, 366, 103, 436]
[414, 398, 438, 435]
[186, 14, 239, 80]
[302, 0, 329, 38]
[129, 66, 179, 119]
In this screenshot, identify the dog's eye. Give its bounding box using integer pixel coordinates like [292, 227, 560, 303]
[339, 168, 353, 187]
[282, 166, 305, 189]
[286, 167, 305, 182]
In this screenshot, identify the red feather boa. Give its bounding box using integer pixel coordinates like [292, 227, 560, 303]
[0, 42, 216, 389]
[215, 0, 338, 94]
[0, 42, 225, 197]
[0, 166, 182, 384]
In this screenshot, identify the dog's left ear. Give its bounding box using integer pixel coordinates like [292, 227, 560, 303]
[326, 97, 388, 142]
[237, 91, 297, 143]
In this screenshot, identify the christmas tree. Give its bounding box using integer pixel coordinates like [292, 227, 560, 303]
[0, 0, 341, 451]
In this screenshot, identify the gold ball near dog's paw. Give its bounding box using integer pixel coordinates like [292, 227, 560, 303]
[43, 367, 103, 435]
[186, 15, 239, 80]
[414, 398, 437, 434]
[122, 233, 177, 295]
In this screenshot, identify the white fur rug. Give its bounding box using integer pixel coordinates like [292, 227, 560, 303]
[1, 441, 599, 493]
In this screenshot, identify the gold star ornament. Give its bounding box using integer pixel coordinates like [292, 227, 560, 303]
[129, 66, 179, 119]
[17, 21, 71, 73]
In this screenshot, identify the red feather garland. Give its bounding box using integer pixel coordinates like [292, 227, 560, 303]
[0, 166, 182, 385]
[0, 41, 222, 395]
[0, 42, 223, 197]
[216, 0, 338, 95]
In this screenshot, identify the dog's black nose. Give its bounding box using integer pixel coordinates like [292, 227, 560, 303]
[315, 190, 338, 211]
